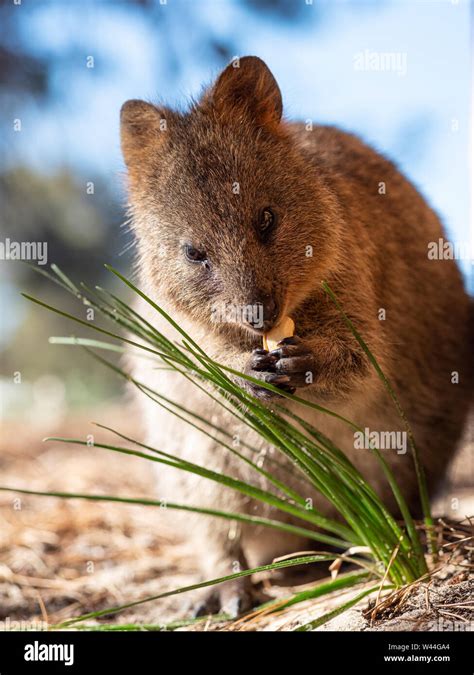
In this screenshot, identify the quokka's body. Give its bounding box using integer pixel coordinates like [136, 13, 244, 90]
[121, 57, 473, 613]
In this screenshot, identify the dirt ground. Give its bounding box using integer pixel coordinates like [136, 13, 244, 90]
[0, 404, 472, 631]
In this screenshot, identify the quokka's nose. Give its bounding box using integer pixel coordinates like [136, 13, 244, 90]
[243, 295, 278, 332]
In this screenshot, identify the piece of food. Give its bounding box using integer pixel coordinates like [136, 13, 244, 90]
[263, 316, 295, 352]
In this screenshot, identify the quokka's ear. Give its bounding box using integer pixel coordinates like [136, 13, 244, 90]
[204, 56, 283, 129]
[120, 100, 168, 167]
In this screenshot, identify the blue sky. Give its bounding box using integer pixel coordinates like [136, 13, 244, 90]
[7, 0, 474, 284]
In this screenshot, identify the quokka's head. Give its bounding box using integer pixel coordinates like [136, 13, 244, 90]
[121, 56, 340, 336]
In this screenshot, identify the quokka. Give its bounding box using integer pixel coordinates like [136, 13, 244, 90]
[120, 56, 473, 615]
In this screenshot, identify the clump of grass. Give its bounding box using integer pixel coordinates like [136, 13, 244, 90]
[0, 263, 435, 630]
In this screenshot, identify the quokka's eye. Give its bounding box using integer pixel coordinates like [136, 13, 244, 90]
[184, 244, 208, 264]
[258, 207, 277, 235]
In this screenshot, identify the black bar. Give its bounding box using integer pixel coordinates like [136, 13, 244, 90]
[0, 630, 470, 673]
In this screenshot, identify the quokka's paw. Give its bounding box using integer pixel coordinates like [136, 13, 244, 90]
[193, 578, 257, 619]
[243, 337, 316, 399]
[242, 348, 296, 400]
[269, 336, 316, 390]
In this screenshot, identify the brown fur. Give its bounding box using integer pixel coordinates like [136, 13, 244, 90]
[120, 57, 473, 614]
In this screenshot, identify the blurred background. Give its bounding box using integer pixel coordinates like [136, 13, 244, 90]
[1, 0, 472, 422]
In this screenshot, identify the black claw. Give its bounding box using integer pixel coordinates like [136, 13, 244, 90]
[253, 348, 268, 355]
[251, 354, 277, 371]
[277, 336, 301, 346]
[269, 347, 289, 360]
[254, 389, 280, 400]
[265, 373, 290, 384]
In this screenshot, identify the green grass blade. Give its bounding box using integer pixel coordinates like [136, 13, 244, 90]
[296, 584, 390, 631]
[256, 570, 370, 614]
[72, 616, 229, 631]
